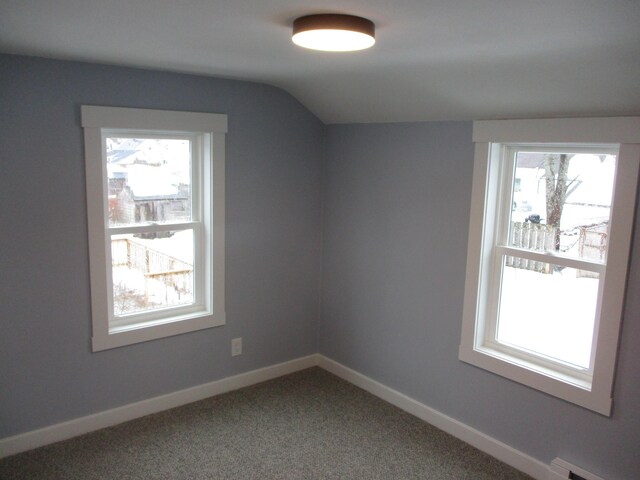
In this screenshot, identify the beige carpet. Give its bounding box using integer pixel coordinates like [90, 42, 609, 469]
[0, 367, 533, 479]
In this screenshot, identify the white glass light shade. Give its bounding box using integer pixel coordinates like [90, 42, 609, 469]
[292, 14, 375, 52]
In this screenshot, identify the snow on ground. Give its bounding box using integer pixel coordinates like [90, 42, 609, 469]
[127, 230, 194, 265]
[497, 265, 598, 369]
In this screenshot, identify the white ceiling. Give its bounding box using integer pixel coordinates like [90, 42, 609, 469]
[1, 0, 639, 124]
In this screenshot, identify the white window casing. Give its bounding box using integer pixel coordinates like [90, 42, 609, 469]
[459, 117, 640, 415]
[82, 106, 227, 351]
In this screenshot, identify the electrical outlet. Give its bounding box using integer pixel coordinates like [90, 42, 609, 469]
[231, 337, 242, 356]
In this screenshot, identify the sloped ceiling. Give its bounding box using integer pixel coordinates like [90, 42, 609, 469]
[1, 0, 639, 124]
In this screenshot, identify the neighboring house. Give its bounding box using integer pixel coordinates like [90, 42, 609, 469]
[513, 152, 614, 229]
[107, 139, 191, 228]
[114, 182, 189, 227]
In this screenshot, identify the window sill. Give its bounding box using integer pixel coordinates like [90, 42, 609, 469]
[92, 311, 226, 351]
[459, 344, 612, 416]
[474, 343, 591, 390]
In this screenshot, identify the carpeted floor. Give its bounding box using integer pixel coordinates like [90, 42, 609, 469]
[0, 367, 533, 479]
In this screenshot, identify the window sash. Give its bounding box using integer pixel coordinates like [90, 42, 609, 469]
[496, 144, 616, 263]
[102, 131, 201, 226]
[106, 224, 204, 326]
[483, 252, 601, 382]
[107, 222, 198, 236]
[101, 131, 206, 330]
[482, 144, 614, 380]
[494, 246, 606, 273]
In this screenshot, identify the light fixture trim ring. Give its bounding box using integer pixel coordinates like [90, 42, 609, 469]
[292, 13, 376, 52]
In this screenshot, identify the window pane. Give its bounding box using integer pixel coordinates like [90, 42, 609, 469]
[111, 230, 194, 316]
[107, 138, 191, 227]
[509, 151, 615, 262]
[496, 257, 598, 369]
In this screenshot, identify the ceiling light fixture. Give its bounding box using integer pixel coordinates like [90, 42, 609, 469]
[292, 14, 375, 52]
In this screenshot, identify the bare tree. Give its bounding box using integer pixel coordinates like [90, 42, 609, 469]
[543, 154, 581, 251]
[113, 281, 149, 315]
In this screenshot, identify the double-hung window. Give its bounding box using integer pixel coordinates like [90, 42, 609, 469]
[82, 106, 226, 351]
[460, 117, 640, 415]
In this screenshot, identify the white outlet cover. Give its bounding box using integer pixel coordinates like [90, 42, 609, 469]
[231, 338, 242, 356]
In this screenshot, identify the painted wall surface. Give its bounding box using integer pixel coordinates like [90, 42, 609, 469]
[0, 55, 324, 437]
[320, 122, 640, 480]
[3, 52, 640, 480]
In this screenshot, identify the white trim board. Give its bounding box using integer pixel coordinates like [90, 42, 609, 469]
[2, 354, 553, 479]
[0, 355, 317, 458]
[472, 116, 640, 144]
[317, 355, 550, 480]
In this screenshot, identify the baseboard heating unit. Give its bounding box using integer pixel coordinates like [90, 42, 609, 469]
[548, 458, 605, 480]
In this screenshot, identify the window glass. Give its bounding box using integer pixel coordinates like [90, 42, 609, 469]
[496, 258, 598, 369]
[111, 230, 195, 316]
[106, 137, 192, 227]
[508, 150, 615, 261]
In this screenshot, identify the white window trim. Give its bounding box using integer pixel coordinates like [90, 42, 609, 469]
[82, 106, 227, 351]
[460, 117, 640, 415]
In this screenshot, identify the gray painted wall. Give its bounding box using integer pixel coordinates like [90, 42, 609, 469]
[320, 122, 640, 480]
[0, 55, 324, 437]
[2, 53, 639, 480]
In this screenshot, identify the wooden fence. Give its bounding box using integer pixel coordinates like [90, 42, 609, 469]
[577, 226, 607, 278]
[506, 222, 556, 273]
[112, 238, 193, 296]
[506, 222, 608, 276]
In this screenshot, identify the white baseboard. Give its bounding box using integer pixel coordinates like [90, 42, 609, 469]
[0, 354, 319, 458]
[317, 355, 550, 480]
[2, 352, 551, 480]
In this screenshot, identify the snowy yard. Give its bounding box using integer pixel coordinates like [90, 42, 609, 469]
[497, 265, 598, 369]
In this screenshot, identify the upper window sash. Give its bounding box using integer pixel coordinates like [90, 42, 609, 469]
[101, 130, 202, 228]
[492, 143, 617, 270]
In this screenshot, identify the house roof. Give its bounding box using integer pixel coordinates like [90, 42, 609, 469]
[1, 1, 639, 124]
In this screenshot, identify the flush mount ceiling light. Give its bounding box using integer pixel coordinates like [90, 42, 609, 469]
[292, 14, 375, 52]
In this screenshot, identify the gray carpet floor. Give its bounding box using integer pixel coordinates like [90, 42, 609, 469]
[0, 367, 533, 479]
